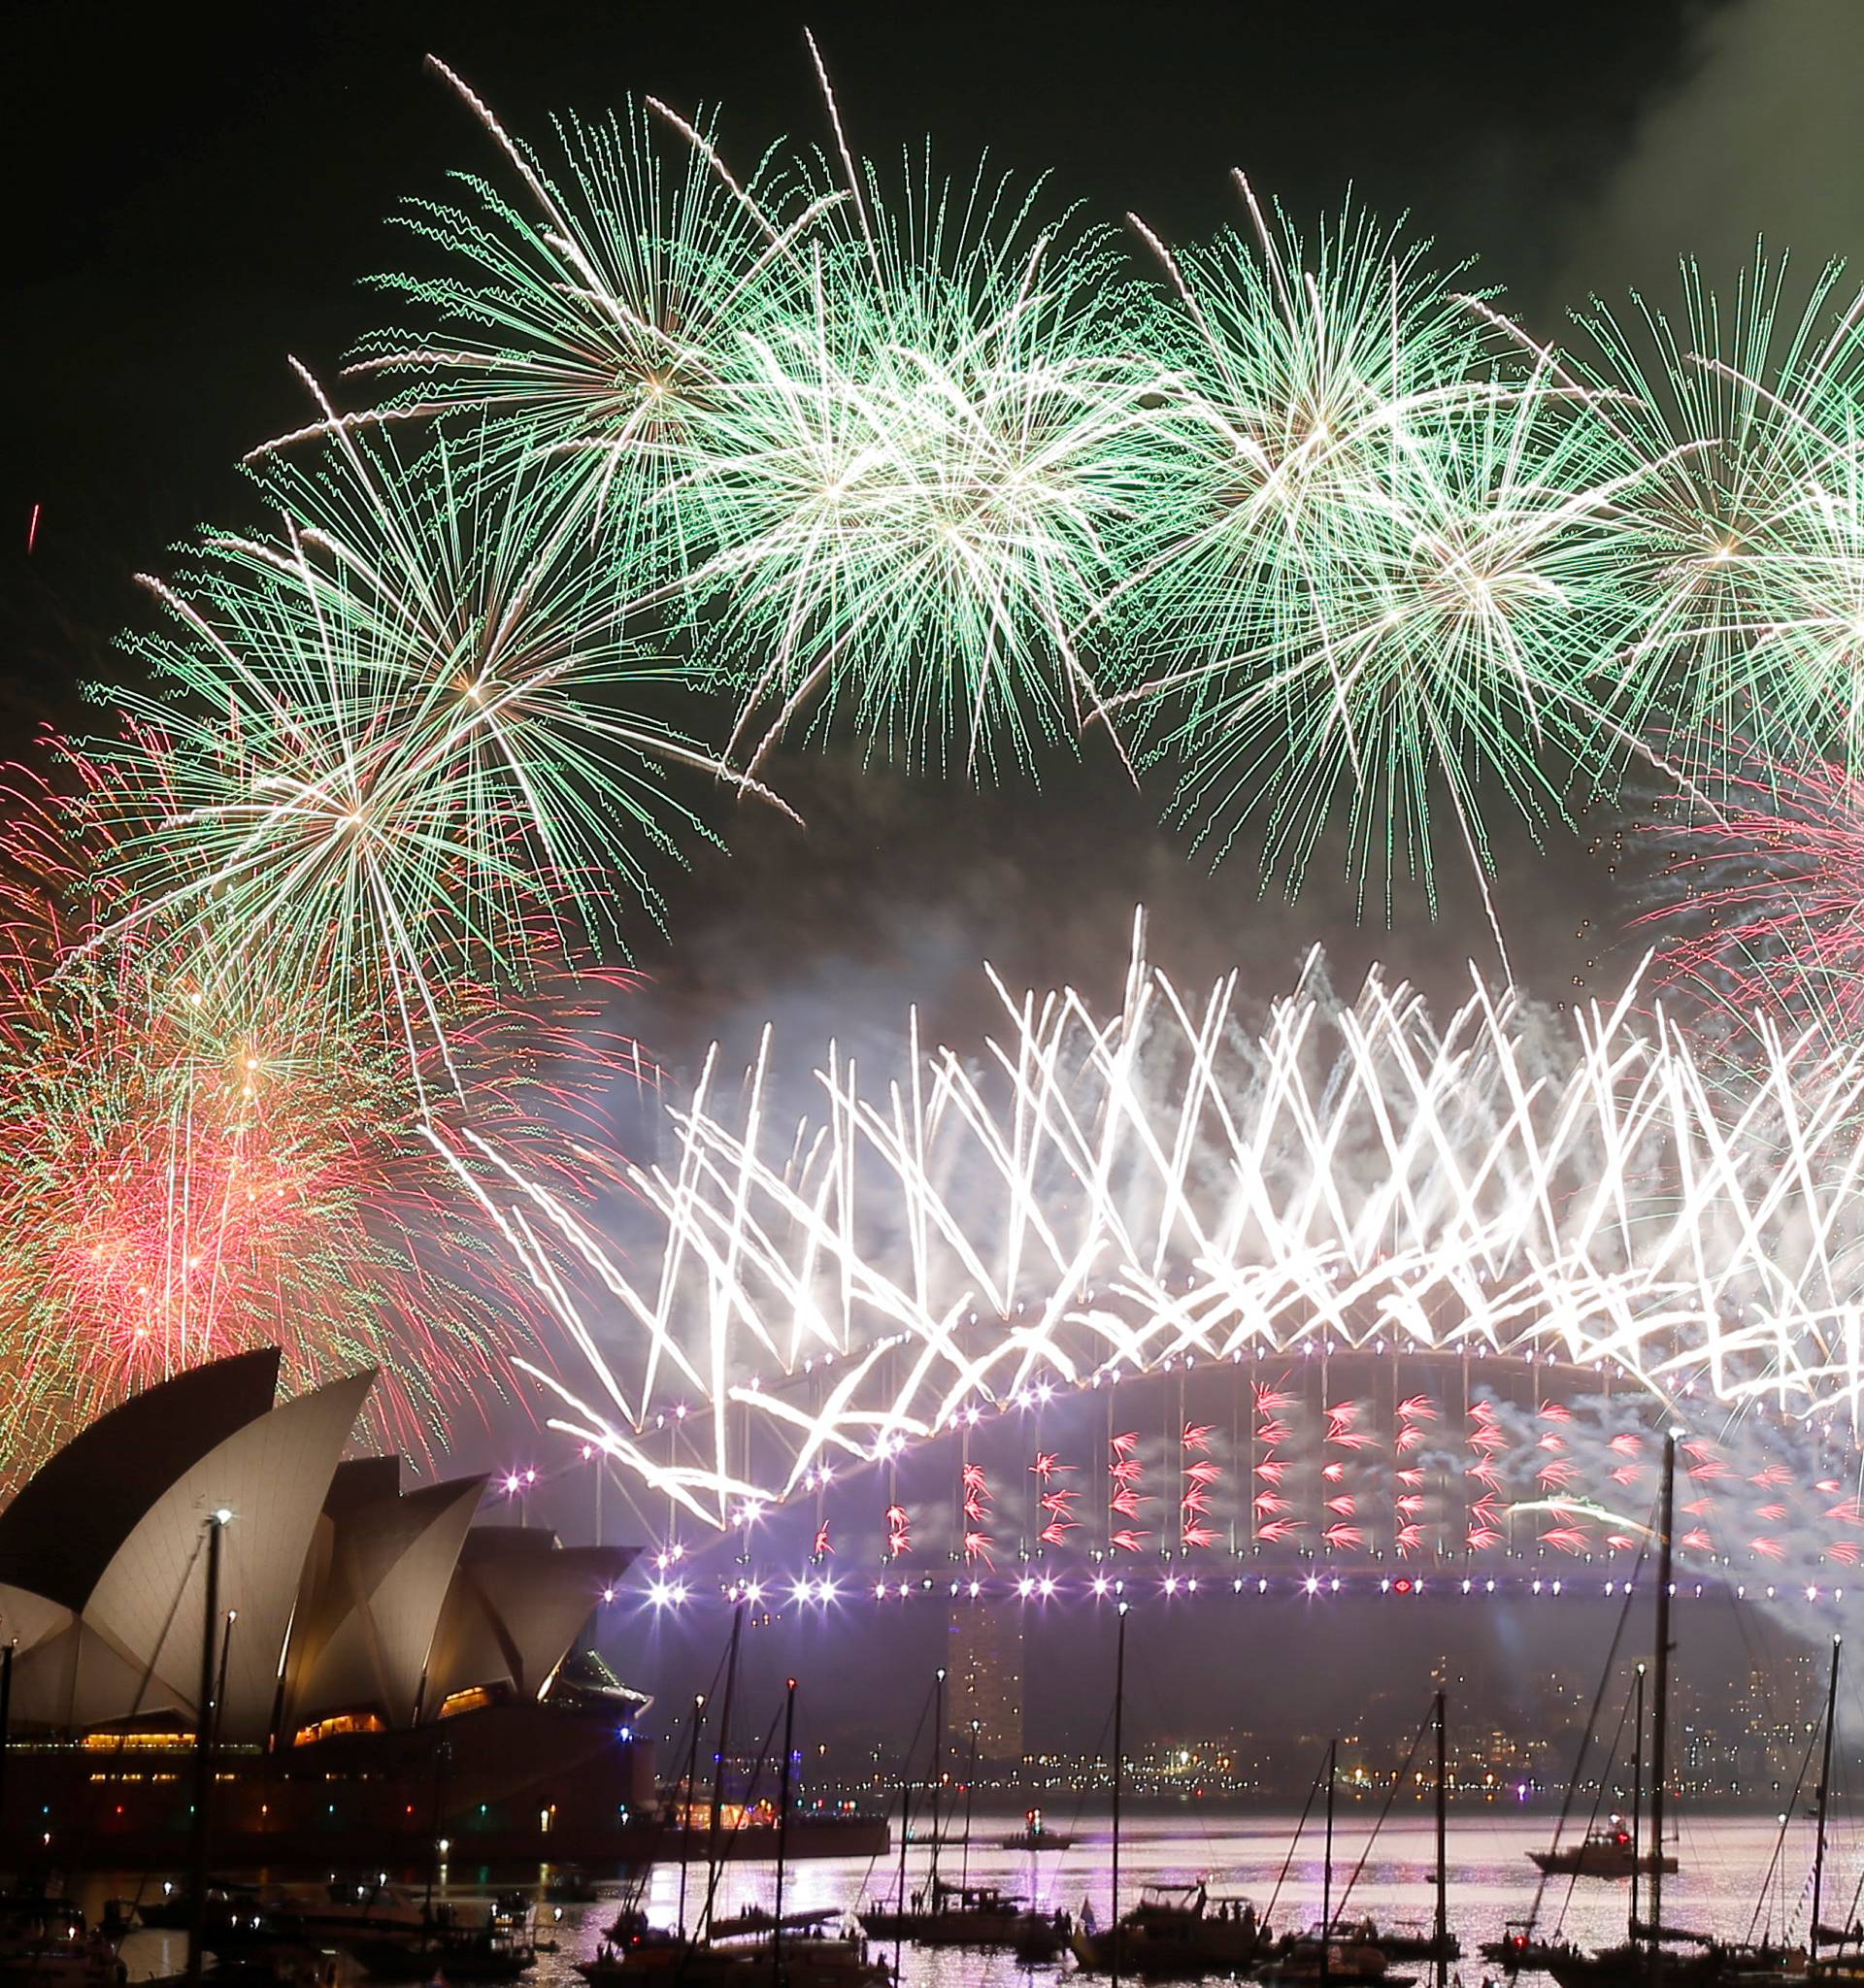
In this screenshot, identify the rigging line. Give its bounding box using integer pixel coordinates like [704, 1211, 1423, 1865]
[1524, 1506, 1648, 1937]
[1125, 1644, 1234, 1872]
[697, 1694, 784, 1941]
[1054, 1695, 1119, 1881]
[1745, 1693, 1821, 1948]
[851, 1685, 933, 1906]
[116, 1526, 213, 1909]
[673, 1624, 738, 1948]
[1840, 1730, 1864, 1942]
[1335, 1701, 1434, 1922]
[1261, 1744, 1328, 1933]
[1833, 1669, 1863, 1941]
[1552, 1666, 1636, 1938]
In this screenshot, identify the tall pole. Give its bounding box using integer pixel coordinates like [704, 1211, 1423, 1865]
[929, 1669, 946, 1905]
[1630, 1664, 1646, 1942]
[702, 1604, 744, 1942]
[959, 1721, 981, 1899]
[1433, 1691, 1448, 1988]
[894, 1722, 914, 1911]
[676, 1694, 705, 1943]
[1647, 1434, 1676, 1983]
[1813, 1636, 1842, 1966]
[892, 1687, 916, 1983]
[1111, 1603, 1128, 1988]
[185, 1512, 226, 1988]
[0, 1640, 14, 1834]
[774, 1678, 796, 1984]
[214, 1612, 236, 1745]
[1322, 1737, 1337, 1988]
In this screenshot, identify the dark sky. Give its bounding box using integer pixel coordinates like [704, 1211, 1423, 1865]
[0, 0, 1740, 1048]
[7, 0, 1857, 1733]
[4, 0, 1709, 725]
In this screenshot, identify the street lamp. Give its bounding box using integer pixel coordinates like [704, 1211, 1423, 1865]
[186, 1508, 232, 1988]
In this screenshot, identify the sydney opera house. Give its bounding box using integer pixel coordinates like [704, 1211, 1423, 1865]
[0, 1348, 652, 1867]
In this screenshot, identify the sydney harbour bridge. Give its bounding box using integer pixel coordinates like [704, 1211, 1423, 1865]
[474, 928, 1864, 1622]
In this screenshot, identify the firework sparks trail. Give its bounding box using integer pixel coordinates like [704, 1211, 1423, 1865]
[669, 149, 1179, 780]
[479, 911, 1864, 1529]
[91, 418, 788, 1085]
[1638, 733, 1864, 1042]
[1569, 255, 1864, 790]
[294, 58, 842, 596]
[1109, 182, 1667, 944]
[0, 750, 649, 1470]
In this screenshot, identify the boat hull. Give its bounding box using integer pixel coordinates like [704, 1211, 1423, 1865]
[1531, 1851, 1680, 1877]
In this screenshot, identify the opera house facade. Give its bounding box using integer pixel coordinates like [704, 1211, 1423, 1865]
[0, 1348, 653, 1868]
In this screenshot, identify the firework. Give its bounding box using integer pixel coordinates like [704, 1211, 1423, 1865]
[297, 60, 836, 591]
[94, 416, 783, 1074]
[666, 83, 1179, 777]
[492, 914, 1864, 1529]
[48, 55, 1864, 1504]
[0, 751, 647, 1471]
[1636, 731, 1864, 1039]
[1111, 182, 1655, 924]
[1570, 254, 1864, 786]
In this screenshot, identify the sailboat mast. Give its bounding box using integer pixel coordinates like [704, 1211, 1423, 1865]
[959, 1721, 981, 1897]
[930, 1668, 945, 1903]
[676, 1693, 704, 1942]
[1630, 1664, 1645, 1941]
[1112, 1602, 1128, 1988]
[894, 1676, 935, 1979]
[1813, 1635, 1842, 1966]
[1434, 1691, 1448, 1988]
[774, 1678, 797, 1979]
[0, 1640, 13, 1835]
[894, 1729, 912, 1925]
[1323, 1737, 1337, 1988]
[1647, 1433, 1676, 1974]
[185, 1512, 227, 1988]
[702, 1602, 744, 1941]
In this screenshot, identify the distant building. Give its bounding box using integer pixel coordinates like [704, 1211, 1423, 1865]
[947, 1599, 1023, 1763]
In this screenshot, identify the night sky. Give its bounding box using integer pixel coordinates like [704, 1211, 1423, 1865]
[13, 0, 1864, 1056]
[6, 0, 1858, 1740]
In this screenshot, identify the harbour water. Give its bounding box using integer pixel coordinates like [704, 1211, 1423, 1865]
[85, 1809, 1856, 1986]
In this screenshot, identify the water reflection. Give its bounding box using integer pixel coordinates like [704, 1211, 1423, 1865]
[71, 1811, 1847, 1988]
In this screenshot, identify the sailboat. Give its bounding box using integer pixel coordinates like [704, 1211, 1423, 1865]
[584, 1674, 887, 1988]
[1255, 1740, 1415, 1988]
[1071, 1606, 1282, 1982]
[1309, 1693, 1460, 1969]
[1546, 1435, 1782, 1988]
[1725, 1634, 1860, 1988]
[858, 1673, 1062, 1957]
[1531, 1668, 1677, 1879]
[1072, 1603, 1195, 1981]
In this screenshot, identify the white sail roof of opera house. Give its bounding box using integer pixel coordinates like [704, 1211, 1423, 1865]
[284, 1458, 487, 1732]
[423, 1529, 635, 1708]
[0, 1351, 635, 1742]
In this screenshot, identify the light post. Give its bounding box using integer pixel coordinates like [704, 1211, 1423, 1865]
[185, 1508, 232, 1988]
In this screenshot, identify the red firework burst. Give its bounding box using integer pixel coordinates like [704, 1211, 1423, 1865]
[1639, 737, 1864, 1036]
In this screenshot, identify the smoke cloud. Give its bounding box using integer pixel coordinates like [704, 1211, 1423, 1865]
[1551, 0, 1864, 309]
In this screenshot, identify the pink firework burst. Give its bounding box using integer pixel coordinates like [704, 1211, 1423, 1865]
[1639, 737, 1864, 1036]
